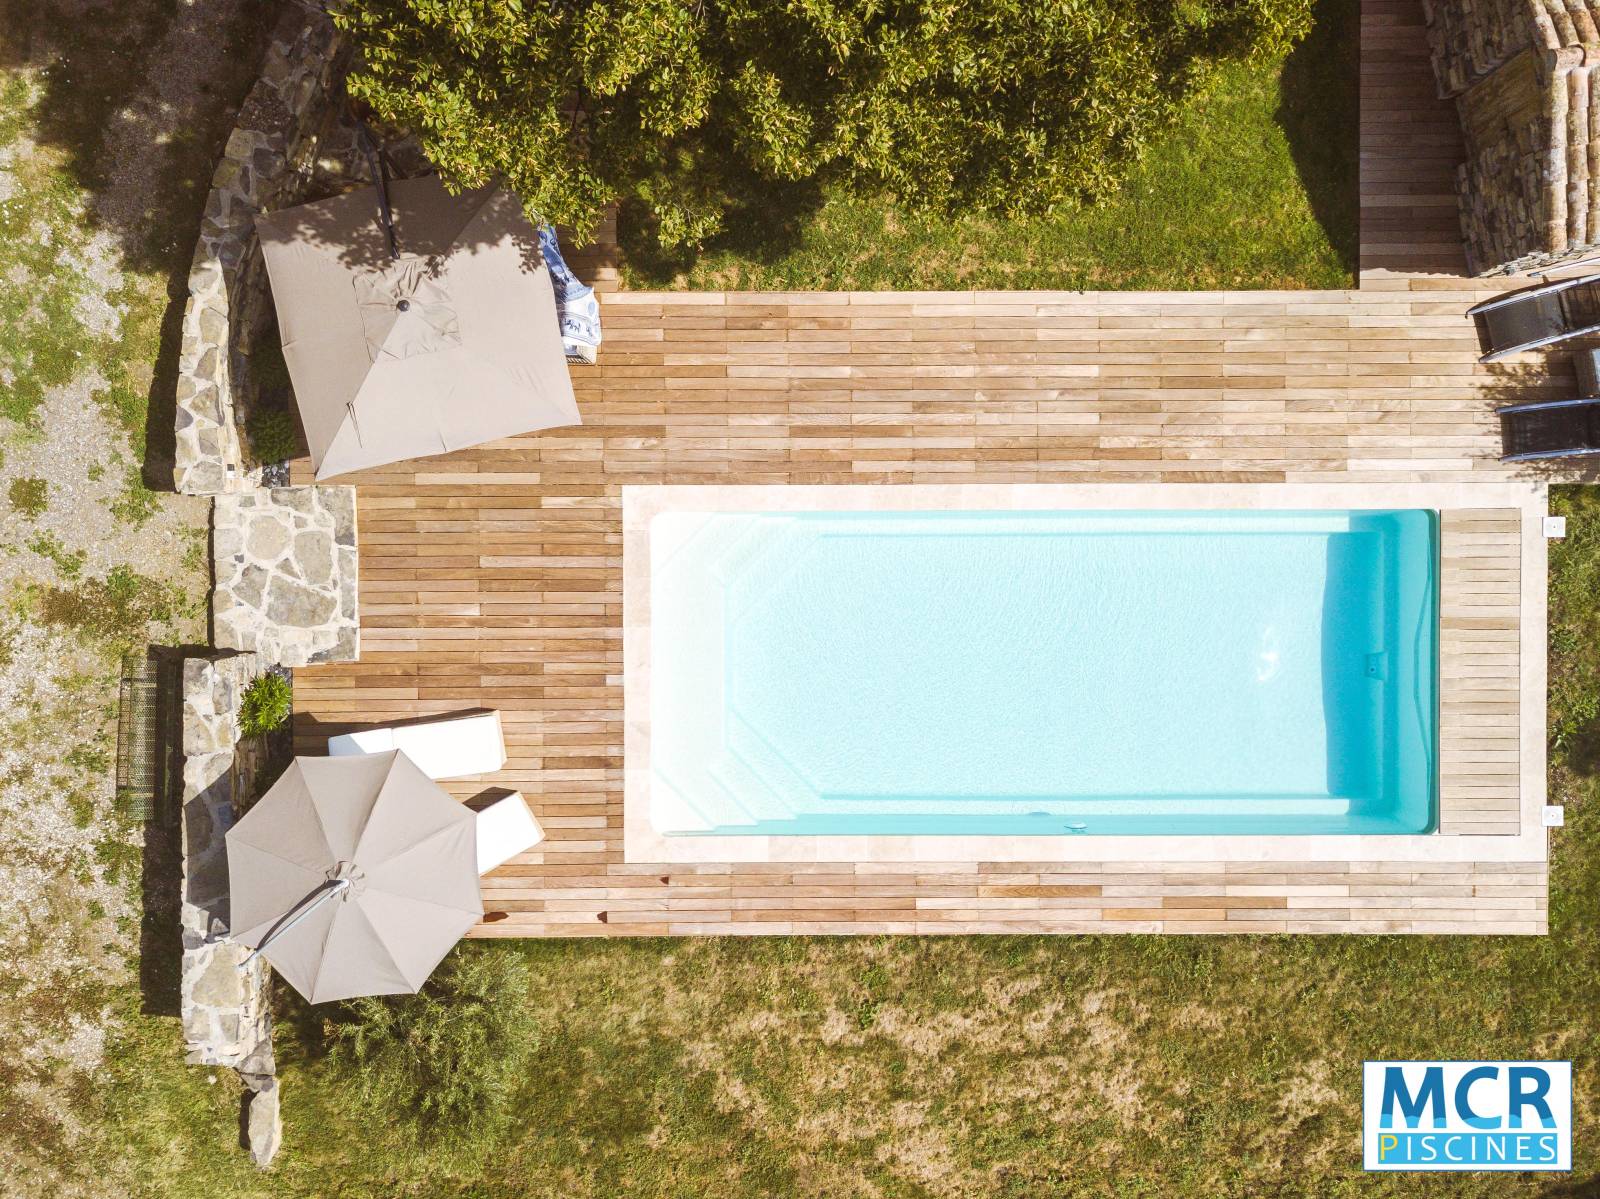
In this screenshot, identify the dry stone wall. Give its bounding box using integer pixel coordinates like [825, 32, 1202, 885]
[175, 6, 348, 494]
[180, 653, 281, 1167]
[1424, 0, 1600, 273]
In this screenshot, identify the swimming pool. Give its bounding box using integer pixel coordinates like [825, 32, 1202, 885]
[648, 508, 1439, 837]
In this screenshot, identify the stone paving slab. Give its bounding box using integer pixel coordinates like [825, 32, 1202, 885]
[214, 485, 358, 667]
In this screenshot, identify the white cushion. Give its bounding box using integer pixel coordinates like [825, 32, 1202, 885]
[327, 712, 506, 780]
[475, 792, 544, 874]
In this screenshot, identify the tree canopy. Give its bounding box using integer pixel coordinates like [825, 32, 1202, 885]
[334, 0, 1314, 248]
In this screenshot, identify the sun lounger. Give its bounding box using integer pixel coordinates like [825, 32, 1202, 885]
[327, 711, 506, 779]
[1496, 397, 1600, 461]
[1469, 274, 1600, 362]
[472, 791, 544, 874]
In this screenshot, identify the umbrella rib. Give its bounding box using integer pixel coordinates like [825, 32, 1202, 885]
[246, 878, 349, 961]
[348, 763, 459, 865]
[354, 891, 467, 991]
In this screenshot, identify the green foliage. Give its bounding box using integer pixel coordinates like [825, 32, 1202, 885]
[244, 408, 301, 467]
[7, 476, 48, 517]
[336, 0, 1315, 249]
[623, 25, 1354, 290]
[109, 467, 161, 528]
[27, 530, 87, 579]
[31, 565, 182, 650]
[238, 672, 292, 738]
[321, 945, 540, 1145]
[243, 333, 302, 466]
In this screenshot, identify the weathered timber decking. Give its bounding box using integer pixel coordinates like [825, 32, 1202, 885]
[290, 1, 1573, 935]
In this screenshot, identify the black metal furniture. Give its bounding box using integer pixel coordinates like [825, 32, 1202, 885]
[1469, 273, 1600, 362]
[1496, 396, 1600, 462]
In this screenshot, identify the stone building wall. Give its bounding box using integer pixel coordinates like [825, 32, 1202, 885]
[1423, 0, 1600, 274]
[174, 7, 350, 495]
[180, 652, 281, 1166]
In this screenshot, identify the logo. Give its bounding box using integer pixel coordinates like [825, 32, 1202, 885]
[1363, 1061, 1571, 1171]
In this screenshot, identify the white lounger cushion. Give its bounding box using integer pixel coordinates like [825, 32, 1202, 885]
[327, 712, 506, 780]
[475, 791, 544, 875]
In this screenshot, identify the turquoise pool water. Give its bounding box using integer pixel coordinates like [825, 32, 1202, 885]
[649, 510, 1439, 836]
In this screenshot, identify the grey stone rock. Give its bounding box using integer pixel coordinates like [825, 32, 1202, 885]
[183, 797, 214, 851]
[248, 1080, 283, 1167]
[213, 526, 243, 561]
[266, 575, 336, 628]
[238, 1040, 277, 1078]
[233, 563, 268, 609]
[245, 516, 291, 561]
[269, 486, 313, 514]
[322, 487, 357, 545]
[185, 460, 226, 495]
[199, 306, 227, 344]
[187, 848, 231, 909]
[191, 949, 246, 1009]
[317, 625, 360, 664]
[338, 561, 357, 620]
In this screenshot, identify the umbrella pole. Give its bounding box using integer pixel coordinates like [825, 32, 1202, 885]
[241, 876, 353, 967]
[353, 118, 399, 262]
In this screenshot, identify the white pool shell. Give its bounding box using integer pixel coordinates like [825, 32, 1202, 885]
[623, 482, 1550, 866]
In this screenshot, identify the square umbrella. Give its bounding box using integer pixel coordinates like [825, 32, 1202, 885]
[255, 176, 581, 479]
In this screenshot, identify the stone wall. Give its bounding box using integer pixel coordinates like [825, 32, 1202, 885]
[174, 7, 349, 495]
[180, 653, 281, 1167]
[1423, 0, 1600, 273]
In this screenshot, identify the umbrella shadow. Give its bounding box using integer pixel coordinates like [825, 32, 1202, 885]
[259, 175, 554, 280]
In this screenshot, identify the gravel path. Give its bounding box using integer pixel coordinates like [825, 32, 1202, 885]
[0, 2, 258, 1192]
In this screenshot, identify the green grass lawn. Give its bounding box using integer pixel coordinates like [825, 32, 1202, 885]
[619, 0, 1356, 293]
[99, 486, 1600, 1197]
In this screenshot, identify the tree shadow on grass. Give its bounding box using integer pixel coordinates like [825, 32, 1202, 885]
[618, 172, 828, 288]
[1276, 0, 1359, 280]
[0, 0, 278, 488]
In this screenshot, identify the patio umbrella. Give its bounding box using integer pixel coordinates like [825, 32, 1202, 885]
[255, 175, 581, 480]
[226, 750, 482, 1004]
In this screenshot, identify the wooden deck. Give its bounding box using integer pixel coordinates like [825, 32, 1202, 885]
[290, 0, 1564, 935]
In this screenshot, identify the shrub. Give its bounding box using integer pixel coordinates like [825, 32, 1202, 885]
[336, 0, 1314, 251]
[238, 672, 292, 738]
[244, 408, 301, 468]
[321, 945, 539, 1144]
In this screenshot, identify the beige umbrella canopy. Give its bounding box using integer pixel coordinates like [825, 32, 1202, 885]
[255, 176, 581, 480]
[226, 751, 482, 1005]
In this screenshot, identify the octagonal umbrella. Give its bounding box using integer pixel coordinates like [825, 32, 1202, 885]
[226, 750, 482, 1004]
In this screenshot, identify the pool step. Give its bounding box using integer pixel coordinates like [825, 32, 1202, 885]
[653, 764, 766, 830]
[720, 714, 820, 821]
[718, 520, 819, 623]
